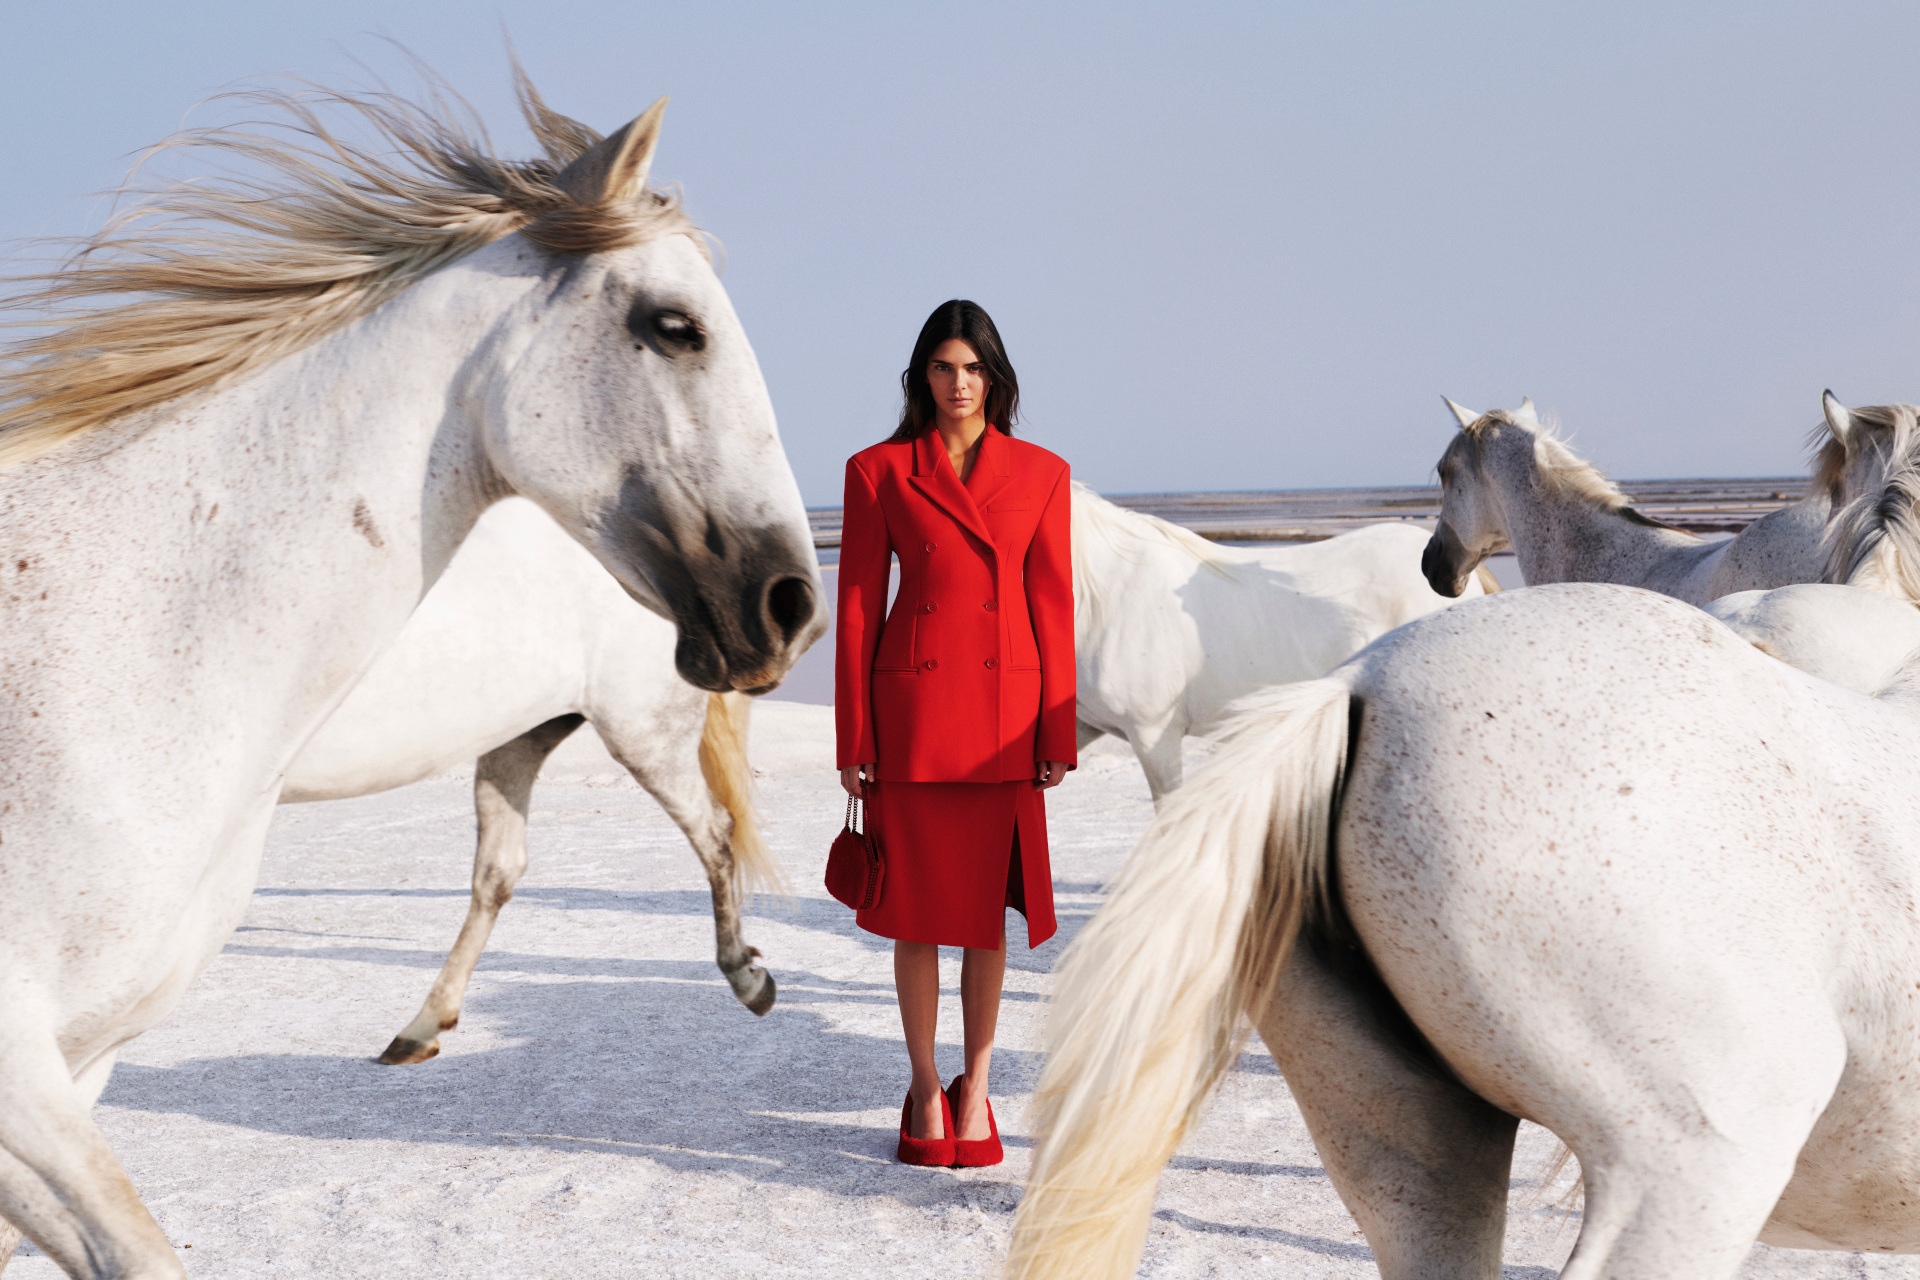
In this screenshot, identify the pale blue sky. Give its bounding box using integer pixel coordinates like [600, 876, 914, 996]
[4, 3, 1919, 504]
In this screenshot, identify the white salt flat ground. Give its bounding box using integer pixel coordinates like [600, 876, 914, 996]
[12, 700, 1911, 1278]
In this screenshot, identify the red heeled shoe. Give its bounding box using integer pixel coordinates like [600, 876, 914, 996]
[896, 1086, 956, 1166]
[946, 1073, 1004, 1167]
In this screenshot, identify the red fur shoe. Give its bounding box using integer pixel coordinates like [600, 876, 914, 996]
[896, 1086, 956, 1166]
[946, 1074, 1004, 1167]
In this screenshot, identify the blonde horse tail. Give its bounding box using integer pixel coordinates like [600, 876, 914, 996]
[698, 691, 786, 898]
[1008, 678, 1352, 1280]
[1473, 563, 1503, 594]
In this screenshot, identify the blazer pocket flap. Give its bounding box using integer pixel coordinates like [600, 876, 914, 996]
[872, 665, 920, 674]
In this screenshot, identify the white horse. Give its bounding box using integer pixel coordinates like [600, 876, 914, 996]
[1822, 400, 1920, 604]
[0, 74, 823, 1278]
[1070, 483, 1493, 800]
[1703, 402, 1920, 692]
[1418, 393, 1897, 603]
[1706, 583, 1920, 692]
[1013, 583, 1920, 1280]
[280, 498, 779, 1066]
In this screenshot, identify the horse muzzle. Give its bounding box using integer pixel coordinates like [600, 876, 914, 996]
[1422, 527, 1471, 599]
[661, 540, 827, 693]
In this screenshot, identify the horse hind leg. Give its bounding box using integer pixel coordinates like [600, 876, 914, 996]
[0, 1028, 183, 1278]
[378, 713, 585, 1065]
[1551, 1081, 1827, 1280]
[1257, 938, 1518, 1279]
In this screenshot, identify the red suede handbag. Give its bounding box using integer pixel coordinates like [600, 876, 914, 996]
[825, 793, 885, 911]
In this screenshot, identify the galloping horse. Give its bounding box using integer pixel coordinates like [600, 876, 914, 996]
[1071, 483, 1492, 799]
[0, 74, 823, 1277]
[1419, 393, 1902, 603]
[280, 498, 784, 1066]
[1014, 583, 1920, 1280]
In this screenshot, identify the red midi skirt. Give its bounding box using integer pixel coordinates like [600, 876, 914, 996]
[855, 780, 1057, 949]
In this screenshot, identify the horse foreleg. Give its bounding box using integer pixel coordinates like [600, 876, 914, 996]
[0, 1030, 182, 1278]
[1127, 722, 1186, 803]
[378, 713, 585, 1065]
[1257, 941, 1518, 1279]
[599, 694, 775, 1016]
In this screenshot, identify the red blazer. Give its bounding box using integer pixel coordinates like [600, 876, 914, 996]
[836, 428, 1076, 783]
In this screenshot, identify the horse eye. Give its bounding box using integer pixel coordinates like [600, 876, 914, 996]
[630, 308, 706, 354]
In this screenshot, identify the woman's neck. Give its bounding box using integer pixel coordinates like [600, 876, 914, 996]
[936, 416, 989, 482]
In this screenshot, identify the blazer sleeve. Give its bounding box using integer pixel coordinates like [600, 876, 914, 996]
[835, 456, 891, 767]
[1026, 462, 1078, 768]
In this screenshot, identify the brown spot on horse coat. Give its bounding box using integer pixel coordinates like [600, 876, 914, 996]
[351, 499, 385, 549]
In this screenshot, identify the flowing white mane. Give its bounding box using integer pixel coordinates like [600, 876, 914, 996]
[1069, 481, 1236, 625]
[0, 65, 694, 466]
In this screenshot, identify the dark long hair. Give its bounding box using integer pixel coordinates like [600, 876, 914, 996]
[888, 299, 1021, 442]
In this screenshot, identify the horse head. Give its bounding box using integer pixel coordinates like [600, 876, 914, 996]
[1422, 396, 1517, 597]
[477, 100, 826, 694]
[1818, 393, 1920, 603]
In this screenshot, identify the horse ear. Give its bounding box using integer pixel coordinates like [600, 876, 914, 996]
[1515, 396, 1539, 423]
[555, 97, 668, 206]
[1443, 397, 1478, 429]
[1823, 389, 1853, 445]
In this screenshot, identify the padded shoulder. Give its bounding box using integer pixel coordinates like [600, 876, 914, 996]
[1005, 435, 1070, 478]
[848, 438, 912, 477]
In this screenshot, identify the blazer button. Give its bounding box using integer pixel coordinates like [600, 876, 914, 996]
[924, 658, 938, 670]
[984, 658, 997, 669]
[983, 599, 997, 611]
[923, 541, 936, 553]
[922, 601, 937, 613]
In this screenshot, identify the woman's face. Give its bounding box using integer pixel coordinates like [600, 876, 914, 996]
[927, 338, 990, 426]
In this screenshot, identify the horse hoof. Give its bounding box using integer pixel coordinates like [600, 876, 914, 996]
[740, 968, 776, 1016]
[377, 1035, 441, 1065]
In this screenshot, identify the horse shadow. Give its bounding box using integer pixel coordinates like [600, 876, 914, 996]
[100, 960, 1027, 1202]
[97, 895, 1313, 1232]
[113, 863, 1108, 1169]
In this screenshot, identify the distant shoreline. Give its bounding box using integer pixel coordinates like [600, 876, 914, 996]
[804, 477, 1808, 551]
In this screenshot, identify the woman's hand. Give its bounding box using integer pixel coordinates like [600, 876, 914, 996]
[1035, 761, 1069, 790]
[840, 764, 875, 797]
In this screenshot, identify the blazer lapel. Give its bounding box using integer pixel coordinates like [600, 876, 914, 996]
[909, 432, 996, 549]
[965, 425, 1017, 512]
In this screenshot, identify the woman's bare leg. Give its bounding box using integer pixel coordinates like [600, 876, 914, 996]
[955, 929, 1007, 1141]
[895, 939, 945, 1138]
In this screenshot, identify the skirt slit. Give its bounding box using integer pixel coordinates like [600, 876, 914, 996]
[855, 779, 1056, 949]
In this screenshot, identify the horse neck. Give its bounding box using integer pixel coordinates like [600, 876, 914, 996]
[1070, 499, 1207, 645]
[1069, 501, 1121, 644]
[1481, 439, 1698, 587]
[178, 245, 532, 580]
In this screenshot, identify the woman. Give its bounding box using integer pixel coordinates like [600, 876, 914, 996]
[835, 299, 1075, 1167]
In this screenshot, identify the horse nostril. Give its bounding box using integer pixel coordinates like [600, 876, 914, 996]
[1420, 536, 1458, 598]
[766, 576, 814, 644]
